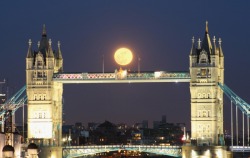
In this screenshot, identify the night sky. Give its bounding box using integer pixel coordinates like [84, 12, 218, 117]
[0, 1, 250, 130]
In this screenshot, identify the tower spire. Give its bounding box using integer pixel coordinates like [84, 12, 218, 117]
[42, 24, 46, 36]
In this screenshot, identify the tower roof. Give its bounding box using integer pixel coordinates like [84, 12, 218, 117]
[28, 143, 38, 150]
[38, 25, 49, 57]
[2, 145, 14, 152]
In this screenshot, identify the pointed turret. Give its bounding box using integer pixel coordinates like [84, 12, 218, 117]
[56, 41, 63, 59]
[212, 36, 217, 55]
[218, 38, 224, 57]
[47, 39, 54, 58]
[190, 37, 197, 55]
[26, 39, 33, 58]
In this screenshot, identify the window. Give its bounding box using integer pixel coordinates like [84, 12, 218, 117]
[38, 72, 43, 77]
[203, 111, 207, 117]
[198, 110, 201, 117]
[198, 93, 201, 98]
[39, 113, 42, 118]
[203, 93, 206, 98]
[201, 69, 207, 76]
[199, 53, 208, 64]
[37, 60, 43, 66]
[208, 111, 210, 117]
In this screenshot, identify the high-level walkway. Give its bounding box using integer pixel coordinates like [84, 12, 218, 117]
[53, 71, 190, 83]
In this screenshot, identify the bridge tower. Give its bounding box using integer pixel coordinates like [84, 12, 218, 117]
[189, 22, 224, 146]
[26, 25, 63, 147]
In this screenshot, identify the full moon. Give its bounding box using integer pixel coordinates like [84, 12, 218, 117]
[114, 48, 133, 66]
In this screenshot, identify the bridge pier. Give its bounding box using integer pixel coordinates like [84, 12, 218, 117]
[182, 145, 232, 158]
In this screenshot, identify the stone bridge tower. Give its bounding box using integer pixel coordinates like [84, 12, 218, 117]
[189, 22, 224, 146]
[26, 25, 63, 146]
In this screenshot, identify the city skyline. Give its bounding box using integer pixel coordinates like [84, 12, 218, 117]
[0, 1, 250, 130]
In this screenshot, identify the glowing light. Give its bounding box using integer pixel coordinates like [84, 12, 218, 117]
[154, 71, 162, 78]
[182, 134, 186, 141]
[29, 122, 52, 138]
[114, 48, 133, 66]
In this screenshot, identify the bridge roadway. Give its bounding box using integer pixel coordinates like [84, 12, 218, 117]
[53, 71, 190, 83]
[62, 145, 182, 158]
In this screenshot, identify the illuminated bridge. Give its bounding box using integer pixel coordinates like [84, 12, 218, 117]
[62, 145, 182, 158]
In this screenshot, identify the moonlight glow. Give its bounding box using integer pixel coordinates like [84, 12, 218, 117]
[114, 48, 133, 66]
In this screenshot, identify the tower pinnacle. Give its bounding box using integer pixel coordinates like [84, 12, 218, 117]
[218, 38, 222, 46]
[198, 38, 201, 49]
[192, 36, 195, 44]
[37, 41, 40, 48]
[206, 21, 208, 34]
[42, 24, 46, 36]
[28, 39, 32, 46]
[26, 39, 33, 58]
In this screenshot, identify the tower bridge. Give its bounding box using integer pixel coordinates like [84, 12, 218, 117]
[24, 22, 227, 157]
[1, 22, 249, 157]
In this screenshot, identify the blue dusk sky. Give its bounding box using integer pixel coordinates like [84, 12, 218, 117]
[0, 1, 250, 129]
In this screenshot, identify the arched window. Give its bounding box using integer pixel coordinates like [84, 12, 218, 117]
[203, 110, 207, 117]
[198, 93, 201, 98]
[203, 93, 206, 98]
[35, 52, 44, 68]
[199, 51, 208, 64]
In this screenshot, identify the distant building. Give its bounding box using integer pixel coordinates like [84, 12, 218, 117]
[161, 115, 166, 124]
[142, 120, 148, 129]
[153, 121, 160, 129]
[88, 122, 100, 131]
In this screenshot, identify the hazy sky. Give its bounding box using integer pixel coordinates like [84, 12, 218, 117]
[0, 1, 250, 130]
